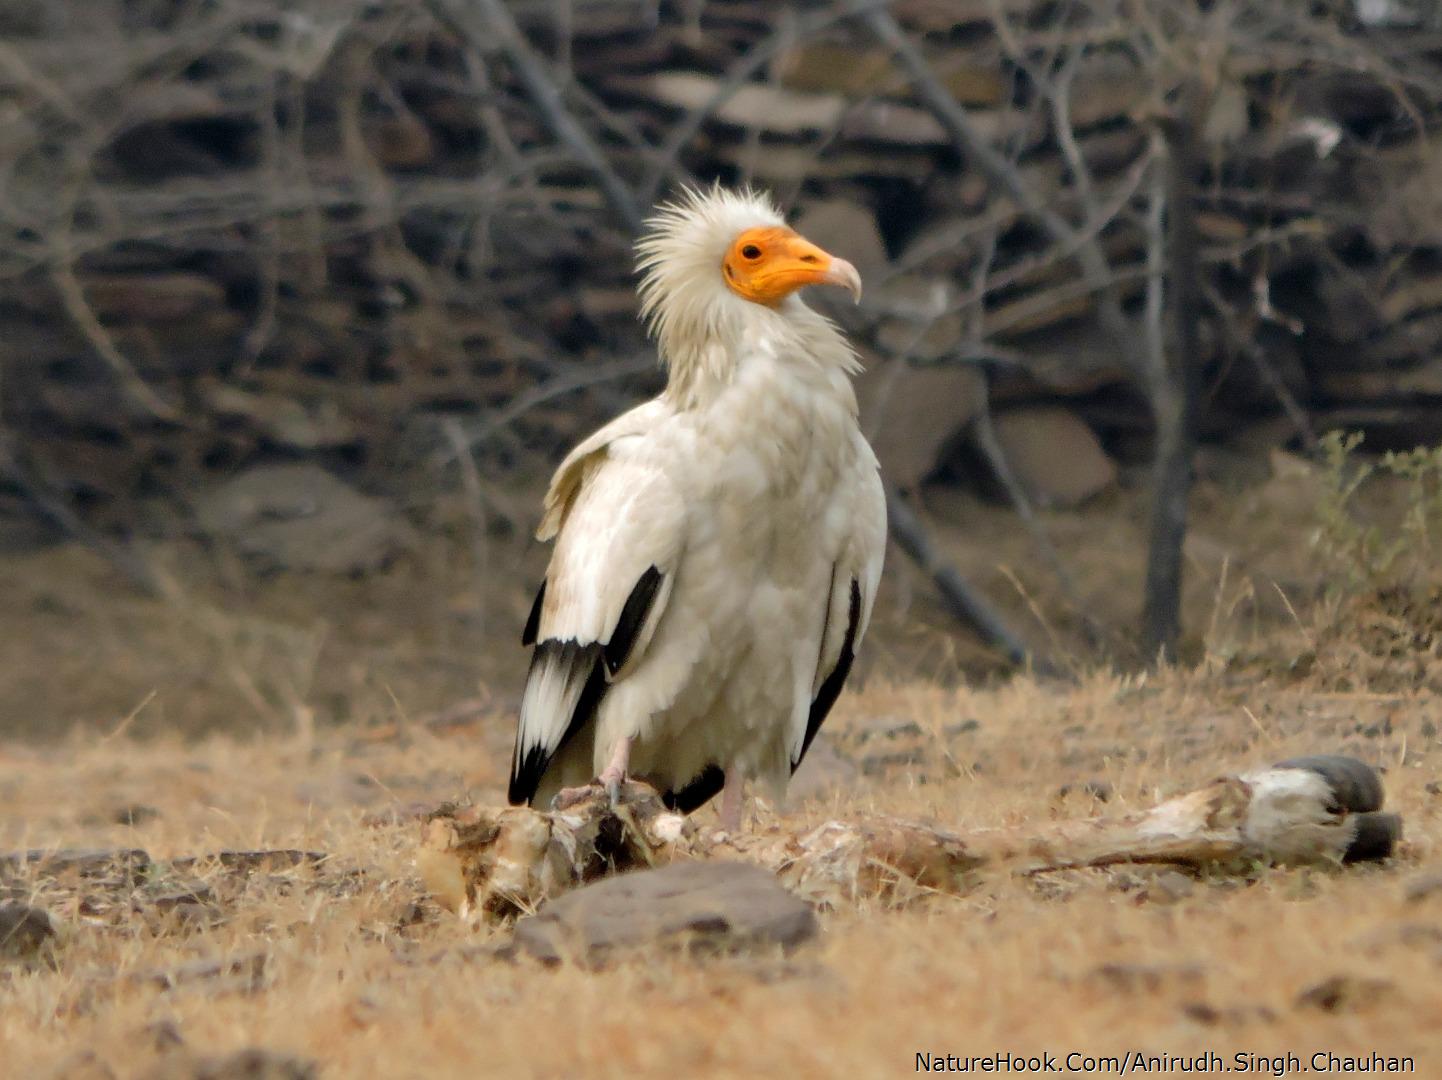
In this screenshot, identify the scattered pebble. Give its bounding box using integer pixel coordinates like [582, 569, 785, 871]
[1295, 974, 1396, 1013]
[0, 902, 57, 966]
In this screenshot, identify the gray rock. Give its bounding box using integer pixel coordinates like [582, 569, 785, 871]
[0, 848, 151, 885]
[510, 862, 817, 967]
[201, 384, 356, 452]
[192, 464, 409, 574]
[0, 902, 57, 964]
[1295, 974, 1396, 1013]
[857, 357, 984, 490]
[989, 405, 1117, 508]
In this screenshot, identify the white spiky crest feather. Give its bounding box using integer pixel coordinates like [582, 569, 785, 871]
[635, 183, 857, 400]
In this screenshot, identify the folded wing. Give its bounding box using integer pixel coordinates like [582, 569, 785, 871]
[509, 406, 686, 805]
[791, 456, 886, 772]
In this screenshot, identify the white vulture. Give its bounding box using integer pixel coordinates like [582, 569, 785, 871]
[508, 185, 886, 831]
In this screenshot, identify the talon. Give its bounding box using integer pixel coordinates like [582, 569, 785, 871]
[597, 765, 625, 809]
[552, 784, 600, 811]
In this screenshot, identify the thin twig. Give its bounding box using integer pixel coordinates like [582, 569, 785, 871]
[50, 261, 180, 423]
[441, 416, 492, 638]
[971, 381, 1103, 650]
[885, 486, 1054, 675]
[864, 6, 1136, 360]
[0, 434, 165, 596]
[438, 355, 658, 466]
[426, 0, 645, 232]
[639, 0, 896, 206]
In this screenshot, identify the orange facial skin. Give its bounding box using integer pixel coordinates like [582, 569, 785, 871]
[721, 226, 863, 306]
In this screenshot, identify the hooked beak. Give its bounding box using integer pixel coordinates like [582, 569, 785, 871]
[820, 256, 863, 304]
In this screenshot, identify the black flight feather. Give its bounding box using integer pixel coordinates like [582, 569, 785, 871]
[794, 577, 861, 772]
[521, 581, 545, 646]
[664, 765, 726, 814]
[508, 640, 605, 806]
[508, 568, 666, 806]
[604, 566, 663, 676]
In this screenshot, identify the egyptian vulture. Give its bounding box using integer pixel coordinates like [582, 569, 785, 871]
[508, 185, 886, 830]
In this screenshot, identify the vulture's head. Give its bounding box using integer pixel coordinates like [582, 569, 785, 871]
[636, 185, 862, 384]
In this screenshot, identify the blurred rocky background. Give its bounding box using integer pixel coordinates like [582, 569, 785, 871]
[2, 0, 1441, 735]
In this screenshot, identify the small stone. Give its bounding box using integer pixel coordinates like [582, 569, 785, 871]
[857, 358, 984, 490]
[113, 804, 160, 827]
[1295, 974, 1396, 1013]
[790, 200, 888, 282]
[509, 861, 817, 967]
[1086, 962, 1203, 994]
[142, 1020, 187, 1053]
[76, 272, 226, 323]
[1181, 1001, 1276, 1026]
[1135, 870, 1196, 905]
[131, 953, 269, 995]
[0, 848, 151, 885]
[0, 902, 57, 965]
[191, 464, 410, 575]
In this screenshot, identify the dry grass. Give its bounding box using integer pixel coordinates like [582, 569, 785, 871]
[2, 668, 1439, 1078]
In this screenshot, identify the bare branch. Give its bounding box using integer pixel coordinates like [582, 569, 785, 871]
[885, 486, 1052, 675]
[426, 0, 646, 232]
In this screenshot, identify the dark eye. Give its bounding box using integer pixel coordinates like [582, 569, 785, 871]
[741, 244, 761, 260]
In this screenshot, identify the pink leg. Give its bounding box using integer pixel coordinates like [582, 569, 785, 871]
[719, 767, 744, 833]
[597, 736, 632, 806]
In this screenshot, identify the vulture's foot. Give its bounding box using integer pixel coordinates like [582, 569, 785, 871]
[551, 784, 602, 811]
[718, 767, 745, 833]
[549, 776, 628, 812]
[597, 765, 625, 809]
[551, 739, 634, 812]
[598, 737, 632, 809]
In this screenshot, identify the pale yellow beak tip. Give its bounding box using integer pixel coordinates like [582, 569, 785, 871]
[824, 257, 863, 304]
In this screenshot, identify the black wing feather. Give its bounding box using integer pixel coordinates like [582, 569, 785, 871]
[604, 566, 662, 676]
[793, 577, 862, 772]
[663, 765, 726, 814]
[508, 567, 666, 806]
[508, 640, 604, 805]
[521, 581, 545, 646]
